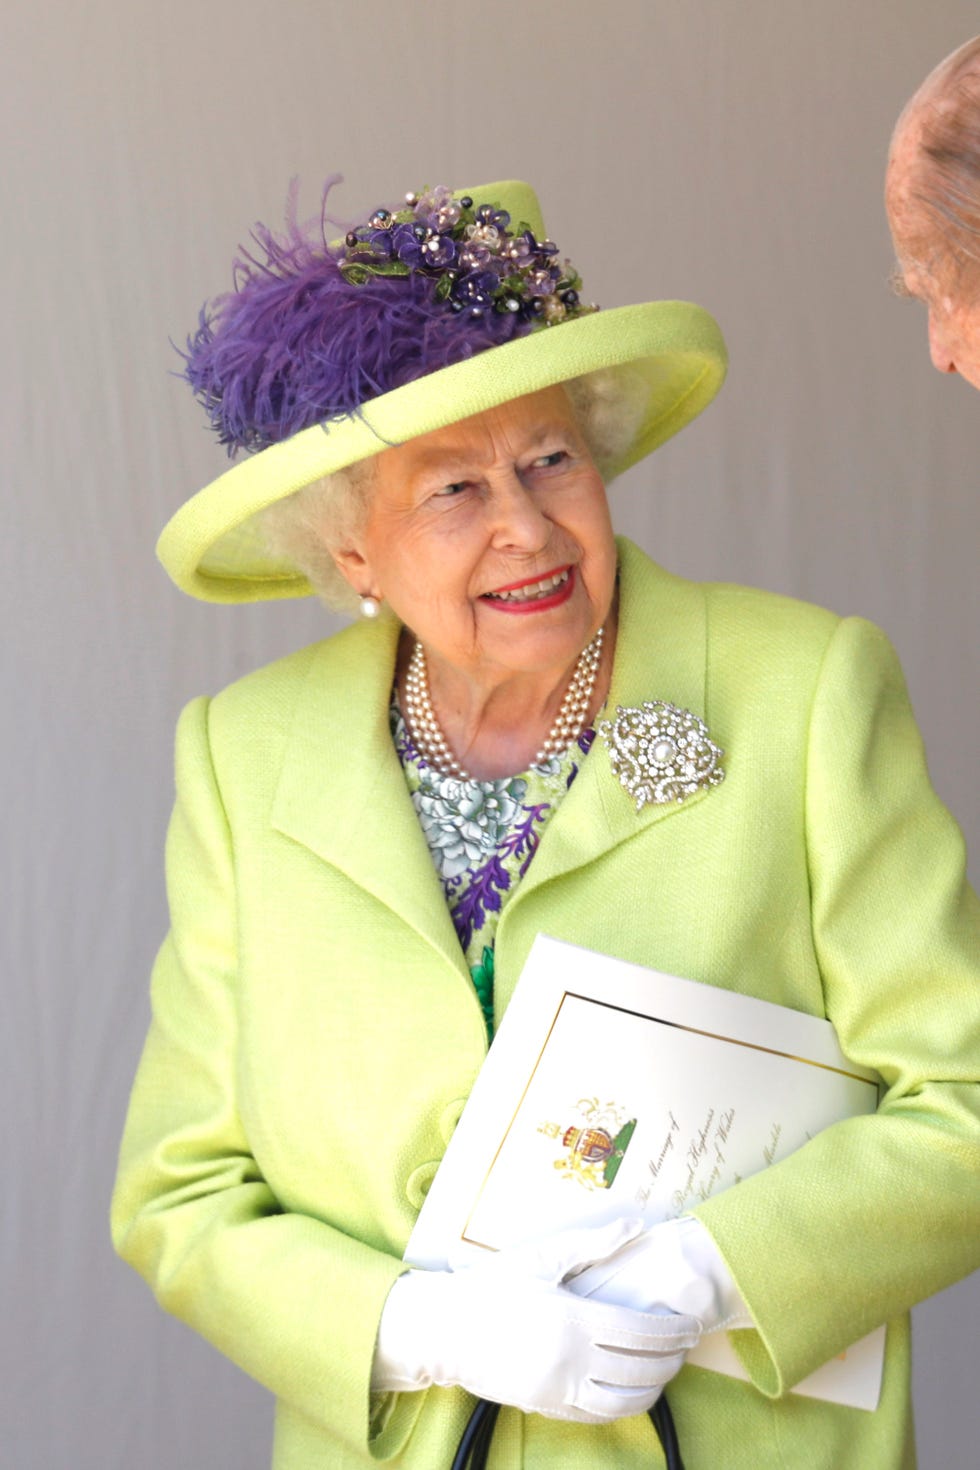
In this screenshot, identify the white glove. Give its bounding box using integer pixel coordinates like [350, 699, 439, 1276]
[568, 1215, 753, 1333]
[373, 1218, 701, 1423]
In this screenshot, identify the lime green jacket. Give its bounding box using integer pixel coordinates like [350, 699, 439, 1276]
[112, 539, 980, 1470]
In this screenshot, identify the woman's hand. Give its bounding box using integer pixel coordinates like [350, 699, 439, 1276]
[372, 1219, 701, 1423]
[568, 1215, 753, 1334]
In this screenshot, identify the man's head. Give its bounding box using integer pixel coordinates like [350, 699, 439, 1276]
[886, 37, 980, 387]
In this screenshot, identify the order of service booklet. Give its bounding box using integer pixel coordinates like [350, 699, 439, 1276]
[405, 934, 886, 1411]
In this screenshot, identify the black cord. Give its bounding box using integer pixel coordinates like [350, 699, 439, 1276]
[470, 1400, 502, 1470]
[452, 1394, 685, 1469]
[650, 1395, 686, 1470]
[450, 1398, 499, 1470]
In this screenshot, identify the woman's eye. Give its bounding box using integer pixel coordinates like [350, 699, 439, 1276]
[530, 451, 568, 470]
[433, 481, 469, 498]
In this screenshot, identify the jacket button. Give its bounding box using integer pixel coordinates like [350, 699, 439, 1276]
[406, 1162, 439, 1209]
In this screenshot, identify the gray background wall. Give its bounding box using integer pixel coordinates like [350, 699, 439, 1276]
[3, 2, 977, 1465]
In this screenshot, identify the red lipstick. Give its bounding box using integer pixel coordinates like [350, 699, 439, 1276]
[480, 565, 576, 614]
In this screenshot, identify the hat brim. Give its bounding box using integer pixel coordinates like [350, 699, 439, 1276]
[157, 299, 726, 602]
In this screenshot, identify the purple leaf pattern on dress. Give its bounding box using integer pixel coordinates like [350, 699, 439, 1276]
[500, 802, 550, 877]
[450, 854, 511, 951]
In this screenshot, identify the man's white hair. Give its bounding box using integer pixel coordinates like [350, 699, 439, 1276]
[899, 36, 980, 276]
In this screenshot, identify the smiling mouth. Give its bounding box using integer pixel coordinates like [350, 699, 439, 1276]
[482, 568, 572, 603]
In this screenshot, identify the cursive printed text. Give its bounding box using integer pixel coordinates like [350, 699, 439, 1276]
[634, 1111, 681, 1207]
[763, 1121, 782, 1166]
[634, 1105, 744, 1214]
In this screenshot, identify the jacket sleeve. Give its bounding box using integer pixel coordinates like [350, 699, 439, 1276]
[693, 616, 980, 1396]
[110, 696, 420, 1460]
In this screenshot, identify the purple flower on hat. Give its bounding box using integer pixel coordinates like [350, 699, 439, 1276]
[474, 204, 511, 231]
[391, 221, 427, 268]
[420, 232, 458, 268]
[526, 267, 558, 297]
[367, 228, 396, 259]
[501, 234, 532, 265]
[435, 199, 463, 231]
[414, 184, 456, 230]
[179, 177, 596, 456]
[453, 269, 499, 310]
[459, 241, 493, 271]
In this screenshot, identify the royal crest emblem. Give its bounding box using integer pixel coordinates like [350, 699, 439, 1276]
[538, 1096, 637, 1191]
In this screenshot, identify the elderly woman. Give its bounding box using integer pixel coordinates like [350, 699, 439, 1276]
[887, 35, 980, 384]
[112, 179, 980, 1470]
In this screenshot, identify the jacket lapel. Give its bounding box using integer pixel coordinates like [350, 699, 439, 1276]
[271, 616, 468, 979]
[271, 541, 718, 978]
[505, 539, 716, 903]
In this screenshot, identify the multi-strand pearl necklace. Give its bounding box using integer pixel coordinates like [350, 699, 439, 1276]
[402, 626, 605, 781]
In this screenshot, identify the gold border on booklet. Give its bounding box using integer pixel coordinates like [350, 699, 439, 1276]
[460, 989, 879, 1251]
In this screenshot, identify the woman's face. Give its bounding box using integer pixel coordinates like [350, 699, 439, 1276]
[333, 385, 617, 688]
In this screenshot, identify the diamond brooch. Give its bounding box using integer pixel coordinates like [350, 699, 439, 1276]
[596, 701, 725, 812]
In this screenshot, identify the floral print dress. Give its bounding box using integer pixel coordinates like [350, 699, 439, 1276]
[391, 697, 596, 1040]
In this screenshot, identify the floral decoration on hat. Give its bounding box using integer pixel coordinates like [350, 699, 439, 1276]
[181, 178, 595, 458]
[341, 184, 594, 328]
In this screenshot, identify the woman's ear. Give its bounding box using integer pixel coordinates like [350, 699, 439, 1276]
[331, 543, 378, 601]
[329, 455, 381, 599]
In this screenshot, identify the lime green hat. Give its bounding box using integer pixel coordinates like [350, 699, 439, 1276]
[160, 179, 727, 603]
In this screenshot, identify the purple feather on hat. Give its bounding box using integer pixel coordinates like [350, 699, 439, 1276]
[180, 178, 534, 456]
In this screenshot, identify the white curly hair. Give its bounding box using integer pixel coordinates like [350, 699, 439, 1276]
[893, 36, 980, 281]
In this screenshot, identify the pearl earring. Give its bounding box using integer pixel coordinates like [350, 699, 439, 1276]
[360, 595, 380, 619]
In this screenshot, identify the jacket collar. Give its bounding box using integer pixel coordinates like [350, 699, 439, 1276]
[271, 539, 714, 969]
[272, 613, 469, 978]
[505, 537, 712, 907]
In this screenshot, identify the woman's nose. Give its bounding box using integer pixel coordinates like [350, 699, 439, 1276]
[487, 476, 551, 551]
[928, 312, 958, 374]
